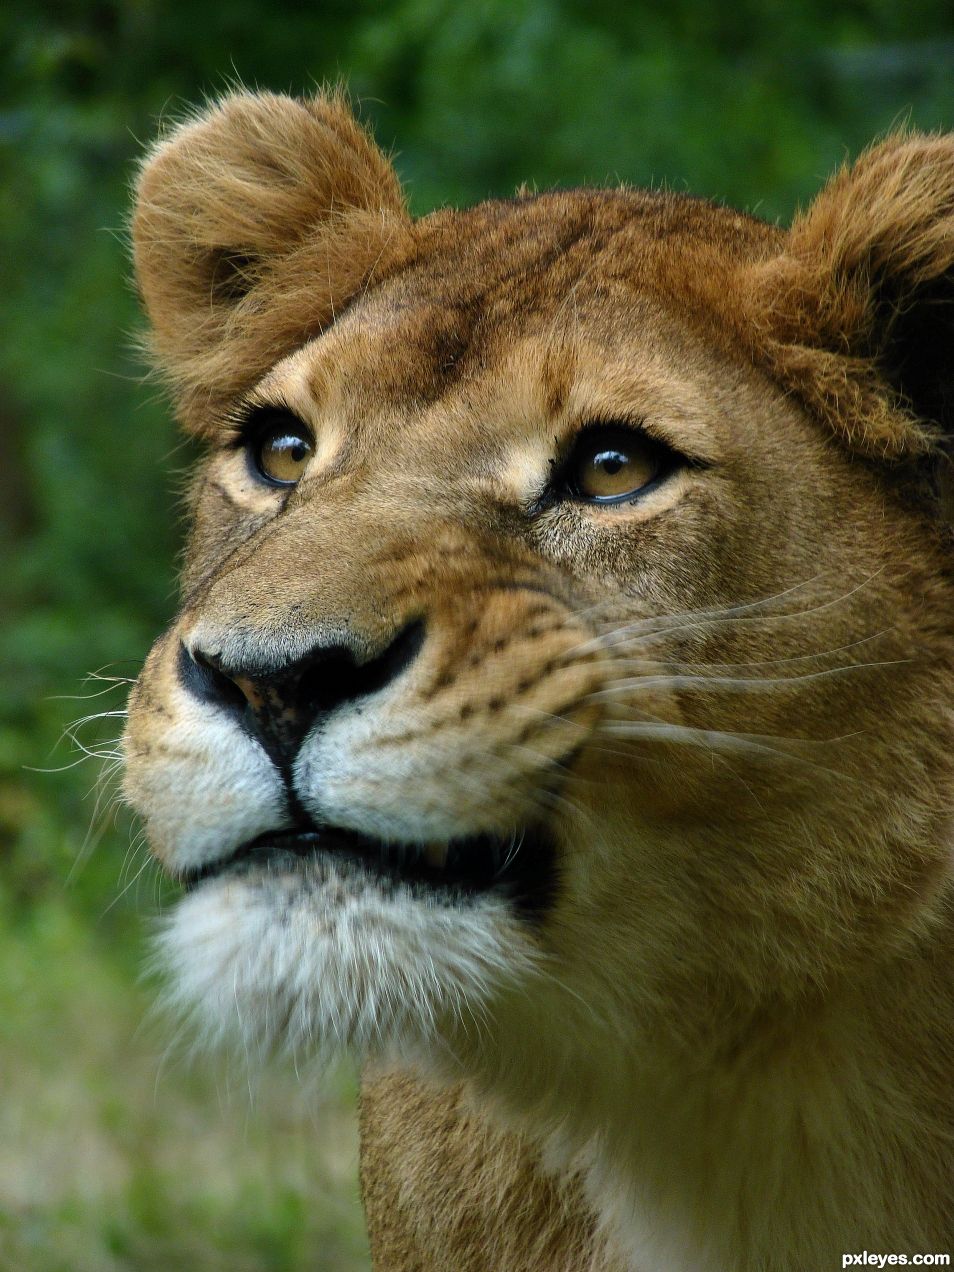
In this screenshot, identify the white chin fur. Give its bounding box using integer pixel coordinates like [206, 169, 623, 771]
[154, 854, 538, 1062]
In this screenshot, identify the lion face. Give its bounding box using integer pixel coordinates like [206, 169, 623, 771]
[125, 95, 954, 1097]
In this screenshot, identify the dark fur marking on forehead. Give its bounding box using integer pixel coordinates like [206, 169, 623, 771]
[355, 214, 629, 409]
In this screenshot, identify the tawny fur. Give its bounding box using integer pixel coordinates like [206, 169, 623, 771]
[360, 1071, 618, 1272]
[133, 91, 413, 433]
[125, 91, 954, 1271]
[745, 134, 954, 456]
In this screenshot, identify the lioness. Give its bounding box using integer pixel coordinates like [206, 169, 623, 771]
[124, 91, 954, 1270]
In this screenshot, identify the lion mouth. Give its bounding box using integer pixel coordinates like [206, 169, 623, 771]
[180, 823, 557, 915]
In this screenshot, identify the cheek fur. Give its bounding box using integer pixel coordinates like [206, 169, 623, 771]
[122, 676, 286, 873]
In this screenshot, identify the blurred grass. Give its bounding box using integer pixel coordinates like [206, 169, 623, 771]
[0, 885, 369, 1272]
[0, 1, 952, 1268]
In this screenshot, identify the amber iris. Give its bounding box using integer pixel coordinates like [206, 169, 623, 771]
[569, 425, 663, 503]
[254, 420, 314, 486]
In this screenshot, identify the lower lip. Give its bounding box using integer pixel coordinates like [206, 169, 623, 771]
[180, 824, 558, 917]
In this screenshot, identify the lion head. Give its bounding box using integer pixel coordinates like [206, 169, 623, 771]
[124, 92, 954, 1266]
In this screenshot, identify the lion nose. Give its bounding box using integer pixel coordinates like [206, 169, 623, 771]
[178, 620, 424, 764]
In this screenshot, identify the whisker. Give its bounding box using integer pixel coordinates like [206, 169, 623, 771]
[46, 660, 140, 702]
[24, 754, 115, 774]
[597, 719, 861, 781]
[497, 829, 525, 877]
[566, 568, 886, 660]
[563, 575, 829, 657]
[66, 760, 128, 884]
[601, 629, 895, 673]
[100, 844, 158, 918]
[589, 658, 910, 699]
[46, 676, 136, 704]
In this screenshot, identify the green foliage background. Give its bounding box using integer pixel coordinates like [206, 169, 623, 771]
[1, 3, 952, 1268]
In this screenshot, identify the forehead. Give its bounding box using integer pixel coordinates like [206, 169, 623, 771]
[340, 187, 776, 364]
[254, 189, 779, 454]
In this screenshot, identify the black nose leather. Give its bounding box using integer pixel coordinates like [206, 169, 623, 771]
[179, 620, 424, 763]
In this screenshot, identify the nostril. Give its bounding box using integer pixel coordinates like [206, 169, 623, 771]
[178, 642, 250, 713]
[175, 619, 426, 764]
[294, 619, 426, 716]
[359, 618, 425, 696]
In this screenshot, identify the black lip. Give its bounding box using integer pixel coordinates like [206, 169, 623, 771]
[180, 823, 557, 917]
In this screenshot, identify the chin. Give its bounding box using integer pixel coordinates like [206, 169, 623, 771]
[154, 834, 544, 1066]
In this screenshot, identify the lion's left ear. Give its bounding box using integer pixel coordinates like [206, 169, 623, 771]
[747, 134, 954, 464]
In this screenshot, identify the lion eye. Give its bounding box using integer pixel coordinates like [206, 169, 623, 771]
[567, 425, 666, 504]
[251, 414, 314, 487]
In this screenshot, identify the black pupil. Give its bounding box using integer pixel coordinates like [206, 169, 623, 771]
[272, 434, 307, 461]
[596, 449, 626, 475]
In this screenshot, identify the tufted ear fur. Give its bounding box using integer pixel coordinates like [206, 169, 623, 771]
[133, 90, 412, 434]
[747, 134, 954, 473]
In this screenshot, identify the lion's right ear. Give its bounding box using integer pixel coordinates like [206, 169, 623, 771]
[133, 90, 412, 434]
